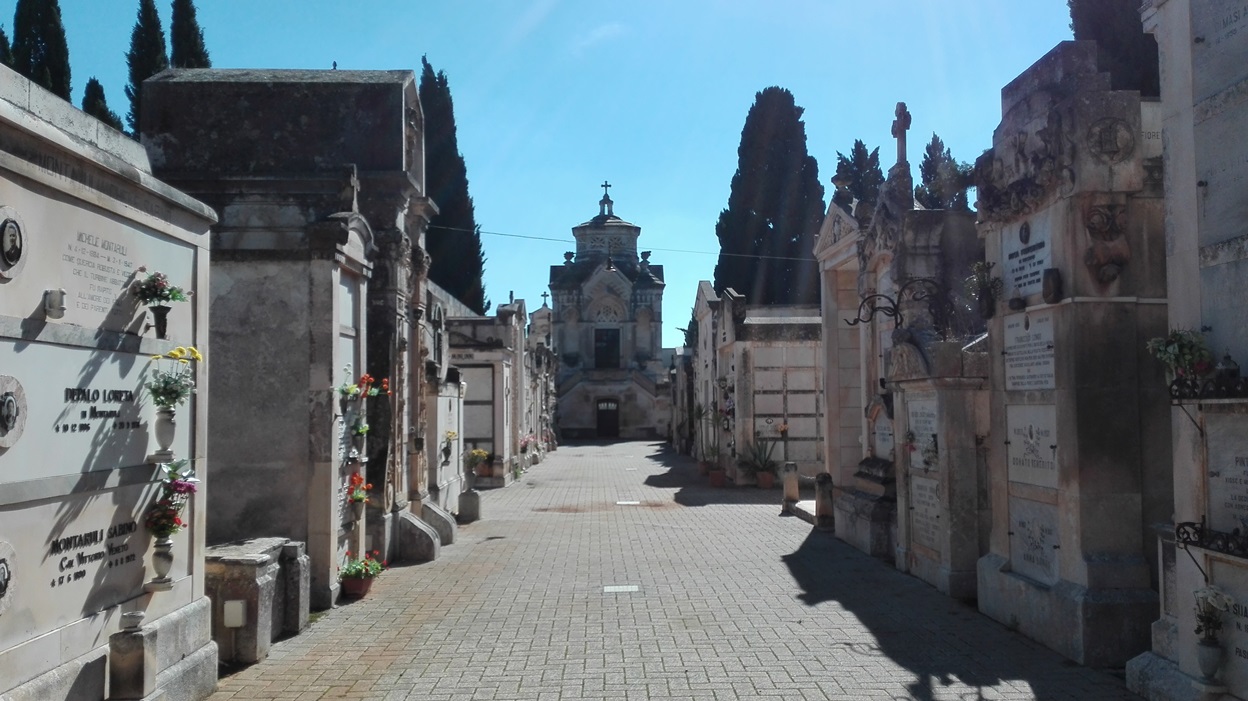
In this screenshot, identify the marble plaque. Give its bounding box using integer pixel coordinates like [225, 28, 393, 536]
[1002, 220, 1051, 299]
[1006, 404, 1058, 488]
[1009, 497, 1059, 585]
[1004, 311, 1055, 390]
[910, 476, 941, 552]
[1207, 414, 1248, 533]
[1193, 0, 1248, 102]
[0, 482, 171, 650]
[0, 187, 197, 334]
[0, 340, 191, 485]
[1209, 559, 1248, 696]
[872, 416, 895, 459]
[907, 391, 939, 470]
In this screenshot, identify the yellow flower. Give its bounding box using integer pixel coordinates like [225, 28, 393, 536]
[188, 347, 204, 361]
[167, 348, 186, 360]
[150, 354, 164, 360]
[178, 359, 190, 364]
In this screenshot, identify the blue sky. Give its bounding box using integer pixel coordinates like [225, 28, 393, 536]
[29, 1, 1073, 344]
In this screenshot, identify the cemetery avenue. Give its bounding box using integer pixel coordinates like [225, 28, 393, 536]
[209, 442, 1138, 701]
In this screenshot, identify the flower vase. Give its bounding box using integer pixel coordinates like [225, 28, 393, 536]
[148, 407, 176, 463]
[350, 499, 365, 522]
[340, 577, 372, 598]
[149, 304, 171, 340]
[1196, 637, 1223, 683]
[145, 536, 175, 592]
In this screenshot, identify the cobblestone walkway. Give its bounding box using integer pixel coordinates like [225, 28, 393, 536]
[209, 441, 1139, 700]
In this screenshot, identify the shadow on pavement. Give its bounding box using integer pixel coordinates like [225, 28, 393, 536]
[635, 443, 782, 508]
[781, 529, 1133, 701]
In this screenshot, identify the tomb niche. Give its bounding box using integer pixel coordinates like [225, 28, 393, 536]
[974, 41, 1169, 667]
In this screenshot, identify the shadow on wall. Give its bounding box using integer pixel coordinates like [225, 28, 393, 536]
[780, 530, 1132, 701]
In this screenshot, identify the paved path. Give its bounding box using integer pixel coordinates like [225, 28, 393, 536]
[210, 441, 1139, 700]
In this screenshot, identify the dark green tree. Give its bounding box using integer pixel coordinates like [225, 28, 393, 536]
[0, 27, 13, 67]
[82, 77, 124, 131]
[830, 140, 884, 215]
[914, 133, 972, 211]
[170, 0, 210, 68]
[11, 0, 71, 99]
[1068, 0, 1159, 97]
[713, 86, 825, 306]
[125, 0, 168, 135]
[419, 55, 489, 314]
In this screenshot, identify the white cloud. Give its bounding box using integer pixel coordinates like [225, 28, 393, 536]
[570, 22, 628, 56]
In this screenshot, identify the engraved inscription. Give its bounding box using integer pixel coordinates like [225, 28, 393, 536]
[1004, 311, 1055, 390]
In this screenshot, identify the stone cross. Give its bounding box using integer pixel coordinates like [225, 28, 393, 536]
[601, 180, 612, 197]
[541, 291, 549, 306]
[891, 102, 912, 165]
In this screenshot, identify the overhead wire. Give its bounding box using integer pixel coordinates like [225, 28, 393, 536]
[426, 224, 820, 263]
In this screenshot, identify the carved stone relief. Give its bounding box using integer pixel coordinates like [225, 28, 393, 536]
[1082, 201, 1131, 284]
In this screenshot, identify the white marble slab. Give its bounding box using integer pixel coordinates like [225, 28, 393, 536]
[1004, 311, 1055, 391]
[1006, 404, 1058, 489]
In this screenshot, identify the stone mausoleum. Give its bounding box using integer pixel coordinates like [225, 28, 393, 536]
[0, 65, 218, 700]
[549, 185, 670, 439]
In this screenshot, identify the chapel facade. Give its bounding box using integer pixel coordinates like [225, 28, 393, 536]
[549, 185, 670, 439]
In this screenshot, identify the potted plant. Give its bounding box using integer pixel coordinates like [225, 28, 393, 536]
[466, 448, 491, 478]
[145, 346, 203, 461]
[143, 460, 198, 590]
[964, 261, 1004, 320]
[738, 438, 778, 488]
[1194, 586, 1233, 682]
[346, 472, 371, 521]
[1147, 329, 1214, 398]
[338, 367, 390, 401]
[131, 267, 189, 339]
[706, 446, 726, 487]
[339, 550, 385, 598]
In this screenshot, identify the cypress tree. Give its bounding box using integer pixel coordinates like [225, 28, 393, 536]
[0, 27, 12, 67]
[170, 0, 210, 68]
[125, 0, 169, 135]
[11, 0, 71, 100]
[713, 86, 825, 306]
[830, 140, 884, 216]
[914, 133, 972, 211]
[1068, 0, 1159, 97]
[419, 55, 489, 314]
[82, 77, 124, 131]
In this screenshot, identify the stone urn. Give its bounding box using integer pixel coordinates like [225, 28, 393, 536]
[152, 407, 176, 461]
[145, 536, 175, 592]
[350, 499, 365, 522]
[1196, 637, 1223, 683]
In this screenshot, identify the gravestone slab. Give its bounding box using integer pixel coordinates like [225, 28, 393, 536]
[1006, 404, 1058, 488]
[907, 390, 939, 470]
[1009, 497, 1060, 585]
[1001, 220, 1052, 299]
[0, 483, 157, 651]
[0, 340, 189, 482]
[1209, 558, 1248, 696]
[910, 475, 941, 552]
[1206, 413, 1248, 533]
[1004, 310, 1056, 391]
[872, 416, 895, 459]
[1192, 0, 1248, 103]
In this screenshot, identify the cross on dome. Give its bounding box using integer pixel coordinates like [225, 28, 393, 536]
[598, 180, 615, 217]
